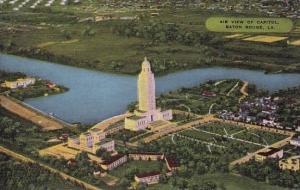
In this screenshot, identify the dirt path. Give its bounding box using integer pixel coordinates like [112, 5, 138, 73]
[36, 39, 79, 48]
[0, 146, 102, 190]
[239, 81, 249, 103]
[226, 82, 239, 96]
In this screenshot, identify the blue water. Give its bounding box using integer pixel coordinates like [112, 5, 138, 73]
[1, 53, 300, 124]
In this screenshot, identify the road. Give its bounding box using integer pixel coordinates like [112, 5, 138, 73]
[0, 146, 102, 190]
[208, 103, 216, 114]
[143, 114, 217, 143]
[216, 118, 294, 136]
[92, 112, 131, 132]
[0, 95, 70, 131]
[229, 136, 292, 167]
[239, 81, 249, 103]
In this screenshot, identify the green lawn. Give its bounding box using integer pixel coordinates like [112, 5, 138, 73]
[109, 160, 163, 179]
[147, 173, 287, 190]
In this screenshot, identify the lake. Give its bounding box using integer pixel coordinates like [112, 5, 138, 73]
[1, 53, 300, 124]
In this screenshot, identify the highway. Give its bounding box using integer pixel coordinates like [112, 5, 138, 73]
[0, 146, 102, 190]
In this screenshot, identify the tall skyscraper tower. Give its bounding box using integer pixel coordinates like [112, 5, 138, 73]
[124, 57, 172, 131]
[138, 57, 156, 112]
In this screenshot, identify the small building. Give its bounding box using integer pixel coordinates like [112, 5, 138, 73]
[165, 156, 180, 171]
[202, 91, 216, 97]
[255, 147, 283, 162]
[1, 77, 36, 89]
[279, 156, 300, 172]
[290, 135, 300, 147]
[67, 128, 114, 154]
[134, 171, 160, 185]
[93, 138, 115, 153]
[129, 152, 164, 161]
[100, 154, 128, 171]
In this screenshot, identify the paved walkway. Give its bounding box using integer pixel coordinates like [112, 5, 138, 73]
[192, 127, 266, 147]
[0, 146, 102, 190]
[175, 133, 226, 148]
[92, 113, 131, 132]
[143, 114, 217, 143]
[0, 95, 71, 131]
[226, 82, 239, 96]
[208, 103, 216, 114]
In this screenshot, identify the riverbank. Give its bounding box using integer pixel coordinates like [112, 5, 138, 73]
[1, 6, 299, 76]
[0, 48, 300, 76]
[1, 53, 300, 124]
[0, 95, 72, 130]
[0, 70, 68, 100]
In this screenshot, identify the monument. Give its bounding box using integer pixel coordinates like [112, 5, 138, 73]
[125, 57, 172, 131]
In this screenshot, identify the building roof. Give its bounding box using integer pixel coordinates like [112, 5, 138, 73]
[81, 132, 92, 136]
[127, 115, 146, 121]
[95, 138, 114, 145]
[136, 171, 160, 178]
[165, 156, 180, 168]
[257, 147, 281, 157]
[142, 57, 151, 70]
[291, 134, 300, 141]
[89, 128, 102, 132]
[129, 152, 163, 156]
[101, 154, 126, 165]
[68, 135, 79, 140]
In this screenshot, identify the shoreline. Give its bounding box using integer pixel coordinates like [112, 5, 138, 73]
[0, 51, 295, 77]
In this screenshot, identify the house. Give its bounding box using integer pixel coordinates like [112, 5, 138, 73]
[202, 91, 216, 97]
[255, 147, 283, 162]
[134, 171, 160, 185]
[290, 135, 300, 147]
[100, 154, 127, 171]
[165, 156, 180, 171]
[129, 152, 164, 161]
[279, 156, 300, 172]
[1, 77, 36, 89]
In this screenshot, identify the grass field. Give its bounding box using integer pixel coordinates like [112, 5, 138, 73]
[157, 79, 243, 115]
[109, 160, 163, 179]
[0, 3, 299, 75]
[147, 173, 287, 190]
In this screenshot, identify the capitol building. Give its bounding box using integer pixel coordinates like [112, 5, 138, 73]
[125, 57, 173, 131]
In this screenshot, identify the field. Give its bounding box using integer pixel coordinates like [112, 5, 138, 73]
[0, 2, 299, 75]
[39, 143, 79, 160]
[147, 173, 287, 190]
[243, 35, 288, 43]
[174, 122, 288, 158]
[157, 79, 244, 115]
[109, 160, 163, 179]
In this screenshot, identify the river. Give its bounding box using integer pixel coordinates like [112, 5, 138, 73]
[1, 53, 300, 124]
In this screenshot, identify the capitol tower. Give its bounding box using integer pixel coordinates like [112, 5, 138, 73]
[124, 57, 173, 131]
[138, 57, 156, 116]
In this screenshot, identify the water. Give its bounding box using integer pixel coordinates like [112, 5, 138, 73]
[1, 53, 300, 124]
